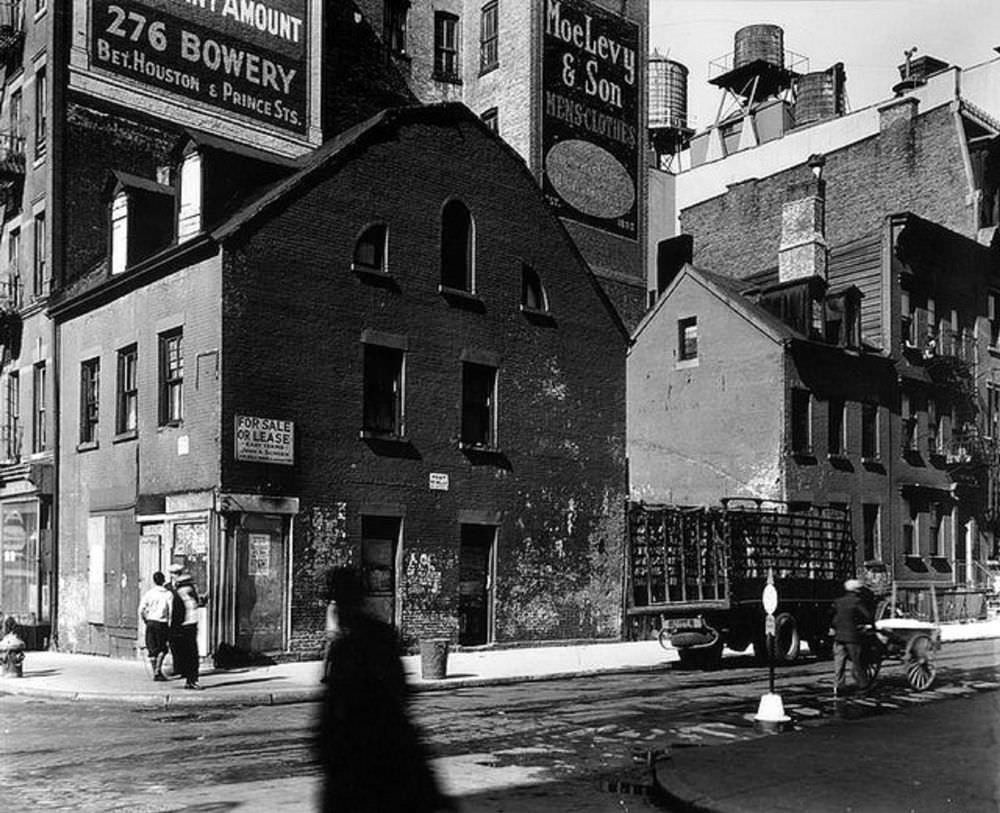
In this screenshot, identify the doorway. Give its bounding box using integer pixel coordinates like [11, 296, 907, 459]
[458, 523, 496, 646]
[361, 515, 400, 626]
[235, 515, 288, 653]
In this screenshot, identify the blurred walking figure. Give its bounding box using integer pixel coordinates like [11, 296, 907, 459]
[138, 571, 172, 681]
[831, 578, 874, 695]
[316, 567, 452, 812]
[169, 563, 205, 690]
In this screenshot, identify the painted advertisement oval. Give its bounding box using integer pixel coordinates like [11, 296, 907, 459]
[545, 139, 635, 219]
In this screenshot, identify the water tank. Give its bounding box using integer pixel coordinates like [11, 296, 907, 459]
[648, 56, 688, 129]
[734, 24, 784, 69]
[794, 63, 845, 125]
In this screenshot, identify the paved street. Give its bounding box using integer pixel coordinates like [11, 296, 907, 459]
[1, 639, 998, 812]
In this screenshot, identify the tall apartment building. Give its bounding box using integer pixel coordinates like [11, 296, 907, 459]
[354, 0, 651, 328]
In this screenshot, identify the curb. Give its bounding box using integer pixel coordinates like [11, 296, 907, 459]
[651, 756, 725, 813]
[0, 661, 675, 707]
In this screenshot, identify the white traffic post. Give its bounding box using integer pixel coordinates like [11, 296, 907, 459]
[754, 568, 790, 731]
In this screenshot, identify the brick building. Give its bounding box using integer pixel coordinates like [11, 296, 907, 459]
[634, 49, 1000, 591]
[354, 0, 651, 328]
[50, 104, 628, 658]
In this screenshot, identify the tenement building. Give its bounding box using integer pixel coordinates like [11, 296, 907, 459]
[635, 36, 1000, 592]
[50, 104, 629, 658]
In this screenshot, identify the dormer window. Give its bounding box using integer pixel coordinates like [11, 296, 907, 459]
[110, 192, 128, 275]
[177, 150, 202, 242]
[107, 172, 175, 274]
[353, 223, 388, 274]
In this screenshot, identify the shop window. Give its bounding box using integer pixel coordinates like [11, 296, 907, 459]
[828, 399, 846, 457]
[362, 343, 404, 438]
[79, 358, 100, 446]
[383, 0, 408, 55]
[461, 362, 497, 450]
[861, 402, 879, 460]
[440, 199, 474, 292]
[433, 12, 460, 82]
[116, 344, 138, 436]
[520, 263, 547, 312]
[158, 329, 183, 426]
[31, 361, 45, 453]
[1, 500, 40, 622]
[353, 223, 388, 274]
[862, 503, 881, 561]
[677, 316, 698, 363]
[480, 2, 498, 73]
[791, 388, 812, 455]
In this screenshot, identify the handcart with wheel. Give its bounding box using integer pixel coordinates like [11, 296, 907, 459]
[861, 581, 941, 691]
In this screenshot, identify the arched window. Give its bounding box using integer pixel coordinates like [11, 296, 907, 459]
[521, 263, 547, 311]
[441, 200, 473, 291]
[354, 223, 388, 273]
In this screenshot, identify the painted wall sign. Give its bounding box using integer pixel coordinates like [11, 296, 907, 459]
[89, 0, 308, 134]
[541, 0, 640, 239]
[235, 414, 295, 465]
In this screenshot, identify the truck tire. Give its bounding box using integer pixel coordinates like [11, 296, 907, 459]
[774, 613, 800, 661]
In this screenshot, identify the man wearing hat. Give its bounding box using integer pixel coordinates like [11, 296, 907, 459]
[169, 563, 205, 690]
[830, 577, 874, 695]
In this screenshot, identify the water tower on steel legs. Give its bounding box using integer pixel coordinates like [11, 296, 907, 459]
[648, 49, 693, 171]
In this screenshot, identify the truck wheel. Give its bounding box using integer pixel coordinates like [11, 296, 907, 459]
[774, 613, 800, 661]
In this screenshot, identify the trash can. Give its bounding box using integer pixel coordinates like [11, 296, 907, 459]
[419, 638, 449, 680]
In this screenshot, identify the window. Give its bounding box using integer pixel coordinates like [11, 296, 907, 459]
[988, 384, 1000, 442]
[828, 399, 845, 457]
[361, 515, 400, 626]
[353, 223, 388, 274]
[7, 226, 20, 309]
[928, 503, 944, 557]
[80, 358, 100, 445]
[861, 402, 879, 460]
[383, 0, 408, 55]
[116, 345, 138, 436]
[903, 497, 919, 557]
[177, 151, 202, 242]
[9, 89, 22, 141]
[158, 329, 183, 426]
[791, 388, 811, 454]
[362, 343, 404, 437]
[434, 12, 460, 81]
[928, 399, 942, 455]
[34, 65, 46, 157]
[440, 200, 474, 292]
[678, 316, 698, 362]
[4, 371, 19, 460]
[461, 362, 497, 449]
[32, 209, 45, 297]
[480, 107, 498, 133]
[31, 361, 45, 453]
[110, 193, 129, 276]
[521, 263, 547, 311]
[990, 291, 1000, 348]
[862, 504, 881, 561]
[901, 392, 917, 452]
[480, 2, 498, 73]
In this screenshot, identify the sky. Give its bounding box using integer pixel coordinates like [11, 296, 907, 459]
[649, 0, 1000, 130]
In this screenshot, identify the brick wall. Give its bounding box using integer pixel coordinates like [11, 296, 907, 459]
[220, 111, 628, 649]
[681, 105, 974, 279]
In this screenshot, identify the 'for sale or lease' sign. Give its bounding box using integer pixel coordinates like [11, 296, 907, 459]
[235, 414, 295, 465]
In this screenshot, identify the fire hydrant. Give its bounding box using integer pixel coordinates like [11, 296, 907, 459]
[0, 617, 25, 678]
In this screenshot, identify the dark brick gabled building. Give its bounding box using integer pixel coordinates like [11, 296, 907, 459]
[51, 103, 628, 658]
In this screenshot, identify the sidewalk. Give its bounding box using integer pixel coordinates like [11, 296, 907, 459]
[1, 618, 997, 708]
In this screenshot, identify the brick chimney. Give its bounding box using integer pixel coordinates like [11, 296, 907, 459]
[778, 161, 827, 283]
